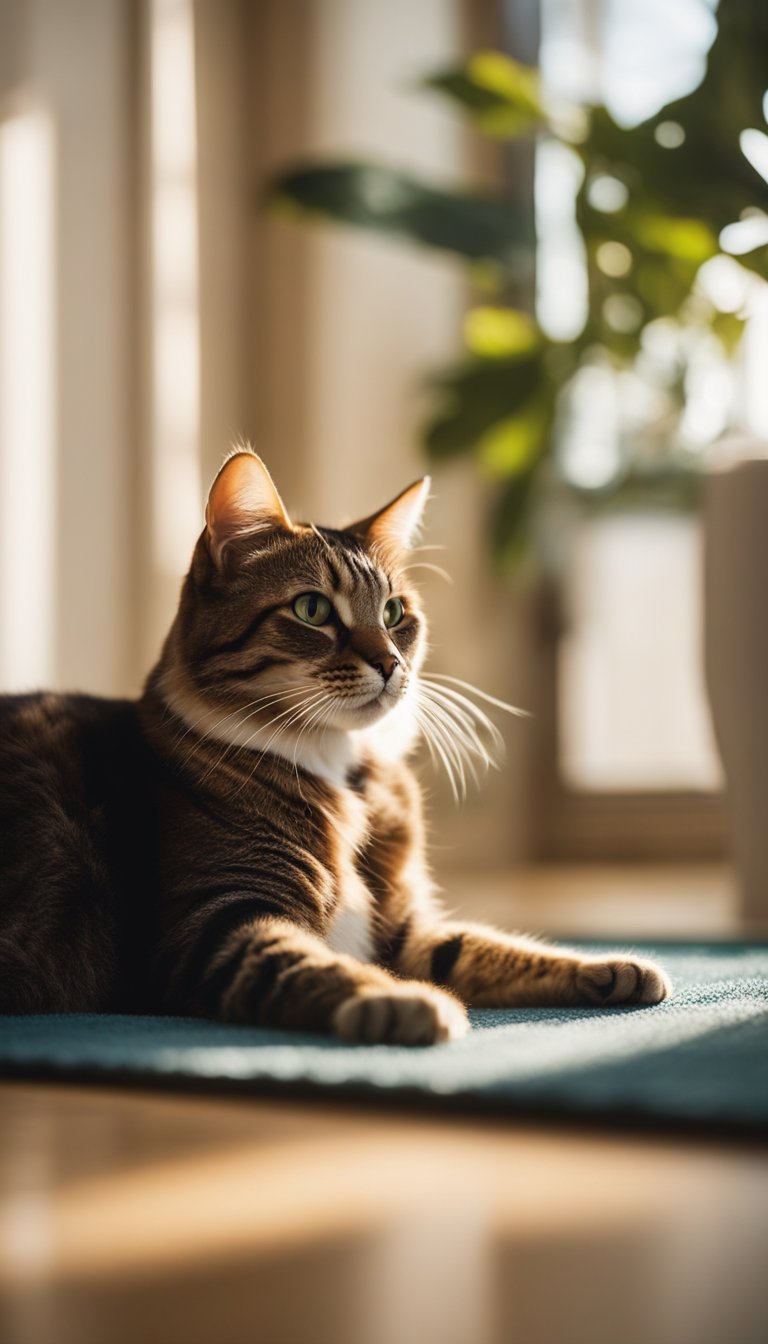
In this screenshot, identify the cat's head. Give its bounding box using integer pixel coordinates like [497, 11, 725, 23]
[162, 450, 429, 743]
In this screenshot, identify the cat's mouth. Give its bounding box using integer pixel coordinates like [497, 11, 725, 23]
[323, 685, 401, 729]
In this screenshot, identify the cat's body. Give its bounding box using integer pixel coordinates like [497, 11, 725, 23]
[0, 693, 156, 1013]
[0, 452, 671, 1040]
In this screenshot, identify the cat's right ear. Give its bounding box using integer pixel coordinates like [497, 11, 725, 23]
[205, 451, 292, 569]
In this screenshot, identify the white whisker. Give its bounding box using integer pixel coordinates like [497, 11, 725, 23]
[402, 562, 453, 584]
[417, 693, 476, 797]
[410, 666, 530, 800]
[200, 689, 326, 786]
[419, 690, 493, 777]
[418, 693, 485, 790]
[184, 686, 307, 744]
[420, 683, 505, 761]
[249, 691, 329, 766]
[230, 690, 331, 794]
[413, 702, 461, 803]
[291, 694, 335, 798]
[178, 686, 311, 774]
[423, 673, 529, 718]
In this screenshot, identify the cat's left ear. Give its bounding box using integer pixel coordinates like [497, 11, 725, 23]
[205, 451, 292, 569]
[349, 477, 430, 560]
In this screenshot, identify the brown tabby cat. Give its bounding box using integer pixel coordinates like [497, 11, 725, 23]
[0, 451, 670, 1041]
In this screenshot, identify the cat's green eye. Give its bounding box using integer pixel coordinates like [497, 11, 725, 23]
[292, 592, 332, 626]
[383, 597, 405, 629]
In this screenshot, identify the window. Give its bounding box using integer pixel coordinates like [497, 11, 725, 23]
[522, 0, 739, 858]
[559, 512, 722, 793]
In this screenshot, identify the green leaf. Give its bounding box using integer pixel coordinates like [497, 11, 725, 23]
[477, 393, 551, 479]
[423, 355, 545, 461]
[629, 213, 718, 265]
[490, 470, 541, 569]
[422, 52, 545, 138]
[577, 1, 768, 239]
[709, 309, 747, 355]
[464, 307, 541, 359]
[577, 191, 720, 352]
[268, 163, 533, 272]
[726, 241, 768, 283]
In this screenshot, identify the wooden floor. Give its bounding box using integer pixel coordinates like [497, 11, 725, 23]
[440, 861, 741, 939]
[1, 865, 766, 1344]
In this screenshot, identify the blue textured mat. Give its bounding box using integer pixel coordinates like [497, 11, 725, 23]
[0, 944, 766, 1133]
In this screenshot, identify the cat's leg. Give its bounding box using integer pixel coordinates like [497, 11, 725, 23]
[361, 766, 669, 1010]
[391, 920, 672, 1009]
[164, 912, 468, 1044]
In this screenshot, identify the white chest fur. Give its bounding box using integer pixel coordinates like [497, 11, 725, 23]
[324, 788, 375, 963]
[162, 676, 416, 965]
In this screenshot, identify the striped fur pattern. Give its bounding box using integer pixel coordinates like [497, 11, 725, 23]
[0, 452, 671, 1037]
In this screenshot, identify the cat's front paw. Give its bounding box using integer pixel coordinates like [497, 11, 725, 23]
[333, 983, 468, 1045]
[575, 955, 672, 1006]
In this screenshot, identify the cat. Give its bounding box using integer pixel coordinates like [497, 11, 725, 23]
[0, 450, 671, 1041]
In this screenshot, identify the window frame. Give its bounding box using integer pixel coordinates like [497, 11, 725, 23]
[529, 576, 727, 861]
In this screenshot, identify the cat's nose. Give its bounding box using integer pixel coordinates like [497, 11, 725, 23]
[368, 652, 400, 683]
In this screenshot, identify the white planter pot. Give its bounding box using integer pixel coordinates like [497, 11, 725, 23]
[704, 458, 768, 930]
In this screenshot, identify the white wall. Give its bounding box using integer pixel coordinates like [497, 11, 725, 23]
[0, 0, 135, 695]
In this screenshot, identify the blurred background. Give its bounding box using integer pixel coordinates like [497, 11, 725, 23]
[2, 8, 768, 1344]
[1, 0, 767, 936]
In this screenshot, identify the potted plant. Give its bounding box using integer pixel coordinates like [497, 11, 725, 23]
[267, 0, 768, 568]
[268, 0, 768, 911]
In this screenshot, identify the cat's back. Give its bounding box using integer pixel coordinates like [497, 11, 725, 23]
[1, 688, 131, 756]
[0, 692, 155, 1012]
[0, 690, 142, 820]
